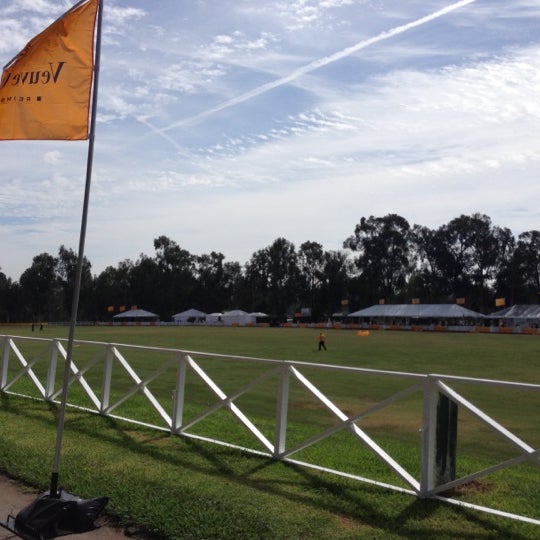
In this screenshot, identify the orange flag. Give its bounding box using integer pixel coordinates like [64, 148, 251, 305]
[0, 0, 98, 141]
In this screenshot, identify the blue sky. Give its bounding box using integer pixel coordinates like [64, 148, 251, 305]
[1, 0, 539, 280]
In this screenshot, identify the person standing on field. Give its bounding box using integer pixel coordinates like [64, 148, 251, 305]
[318, 332, 327, 351]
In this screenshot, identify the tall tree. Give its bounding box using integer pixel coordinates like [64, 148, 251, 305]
[430, 214, 507, 310]
[320, 250, 352, 317]
[152, 236, 196, 317]
[515, 230, 540, 300]
[244, 248, 270, 313]
[194, 251, 228, 311]
[498, 230, 540, 304]
[245, 238, 299, 315]
[56, 245, 93, 320]
[344, 214, 413, 303]
[222, 261, 244, 310]
[409, 224, 447, 303]
[19, 253, 59, 322]
[130, 254, 160, 314]
[297, 241, 325, 317]
[94, 260, 134, 319]
[266, 238, 300, 316]
[0, 268, 17, 322]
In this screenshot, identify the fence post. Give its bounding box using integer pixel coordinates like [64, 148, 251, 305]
[172, 354, 188, 434]
[45, 340, 60, 400]
[0, 337, 9, 391]
[420, 376, 458, 496]
[274, 363, 290, 458]
[101, 344, 114, 414]
[420, 376, 438, 496]
[435, 392, 458, 489]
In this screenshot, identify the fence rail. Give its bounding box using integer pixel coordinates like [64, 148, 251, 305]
[1, 334, 539, 526]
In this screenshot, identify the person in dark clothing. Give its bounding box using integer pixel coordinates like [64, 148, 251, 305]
[318, 332, 327, 351]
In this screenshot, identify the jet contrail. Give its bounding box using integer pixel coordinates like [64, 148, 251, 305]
[158, 0, 476, 134]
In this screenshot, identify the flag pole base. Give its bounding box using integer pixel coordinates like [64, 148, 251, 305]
[0, 489, 109, 539]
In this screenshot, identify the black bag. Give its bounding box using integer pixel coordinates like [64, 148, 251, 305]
[11, 490, 109, 539]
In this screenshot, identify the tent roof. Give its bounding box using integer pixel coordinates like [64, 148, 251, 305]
[348, 304, 484, 319]
[488, 304, 540, 318]
[113, 309, 159, 319]
[222, 310, 249, 316]
[172, 308, 206, 318]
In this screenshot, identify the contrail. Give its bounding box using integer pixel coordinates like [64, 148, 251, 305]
[158, 0, 476, 134]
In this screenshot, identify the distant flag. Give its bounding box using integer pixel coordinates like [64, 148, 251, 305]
[130, 305, 138, 311]
[107, 305, 114, 312]
[411, 298, 420, 304]
[456, 298, 466, 305]
[119, 305, 126, 312]
[378, 299, 385, 305]
[495, 298, 506, 307]
[0, 0, 99, 140]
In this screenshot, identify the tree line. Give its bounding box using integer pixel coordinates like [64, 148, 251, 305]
[0, 213, 538, 323]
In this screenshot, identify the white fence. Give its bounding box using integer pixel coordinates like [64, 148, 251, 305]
[1, 334, 539, 526]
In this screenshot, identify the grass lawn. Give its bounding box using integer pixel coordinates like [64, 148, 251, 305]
[0, 324, 539, 539]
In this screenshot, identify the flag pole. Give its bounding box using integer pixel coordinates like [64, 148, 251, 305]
[49, 0, 104, 498]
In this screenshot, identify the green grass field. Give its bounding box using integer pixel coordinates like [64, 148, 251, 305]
[0, 325, 539, 539]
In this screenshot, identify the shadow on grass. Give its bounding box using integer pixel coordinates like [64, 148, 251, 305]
[0, 395, 535, 540]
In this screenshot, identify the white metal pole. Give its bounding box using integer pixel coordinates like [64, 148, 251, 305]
[49, 0, 104, 498]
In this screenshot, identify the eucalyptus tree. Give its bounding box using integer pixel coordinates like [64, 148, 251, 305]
[344, 214, 413, 303]
[130, 254, 161, 314]
[0, 268, 8, 319]
[514, 230, 540, 300]
[297, 241, 325, 317]
[0, 268, 18, 322]
[19, 252, 60, 322]
[154, 235, 192, 273]
[429, 214, 509, 311]
[153, 236, 196, 317]
[409, 224, 448, 302]
[194, 251, 228, 312]
[56, 245, 93, 320]
[94, 259, 134, 319]
[320, 250, 352, 317]
[498, 230, 540, 303]
[245, 238, 300, 315]
[244, 248, 271, 313]
[222, 260, 244, 310]
[266, 237, 300, 316]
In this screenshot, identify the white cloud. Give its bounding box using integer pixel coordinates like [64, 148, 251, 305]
[43, 150, 63, 165]
[106, 5, 146, 26]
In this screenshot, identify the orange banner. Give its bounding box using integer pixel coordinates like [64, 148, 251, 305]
[0, 0, 98, 140]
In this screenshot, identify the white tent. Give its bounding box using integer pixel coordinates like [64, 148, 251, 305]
[206, 312, 224, 324]
[205, 310, 268, 325]
[208, 310, 269, 326]
[348, 304, 484, 321]
[488, 304, 540, 327]
[172, 308, 206, 323]
[222, 310, 251, 325]
[112, 308, 159, 322]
